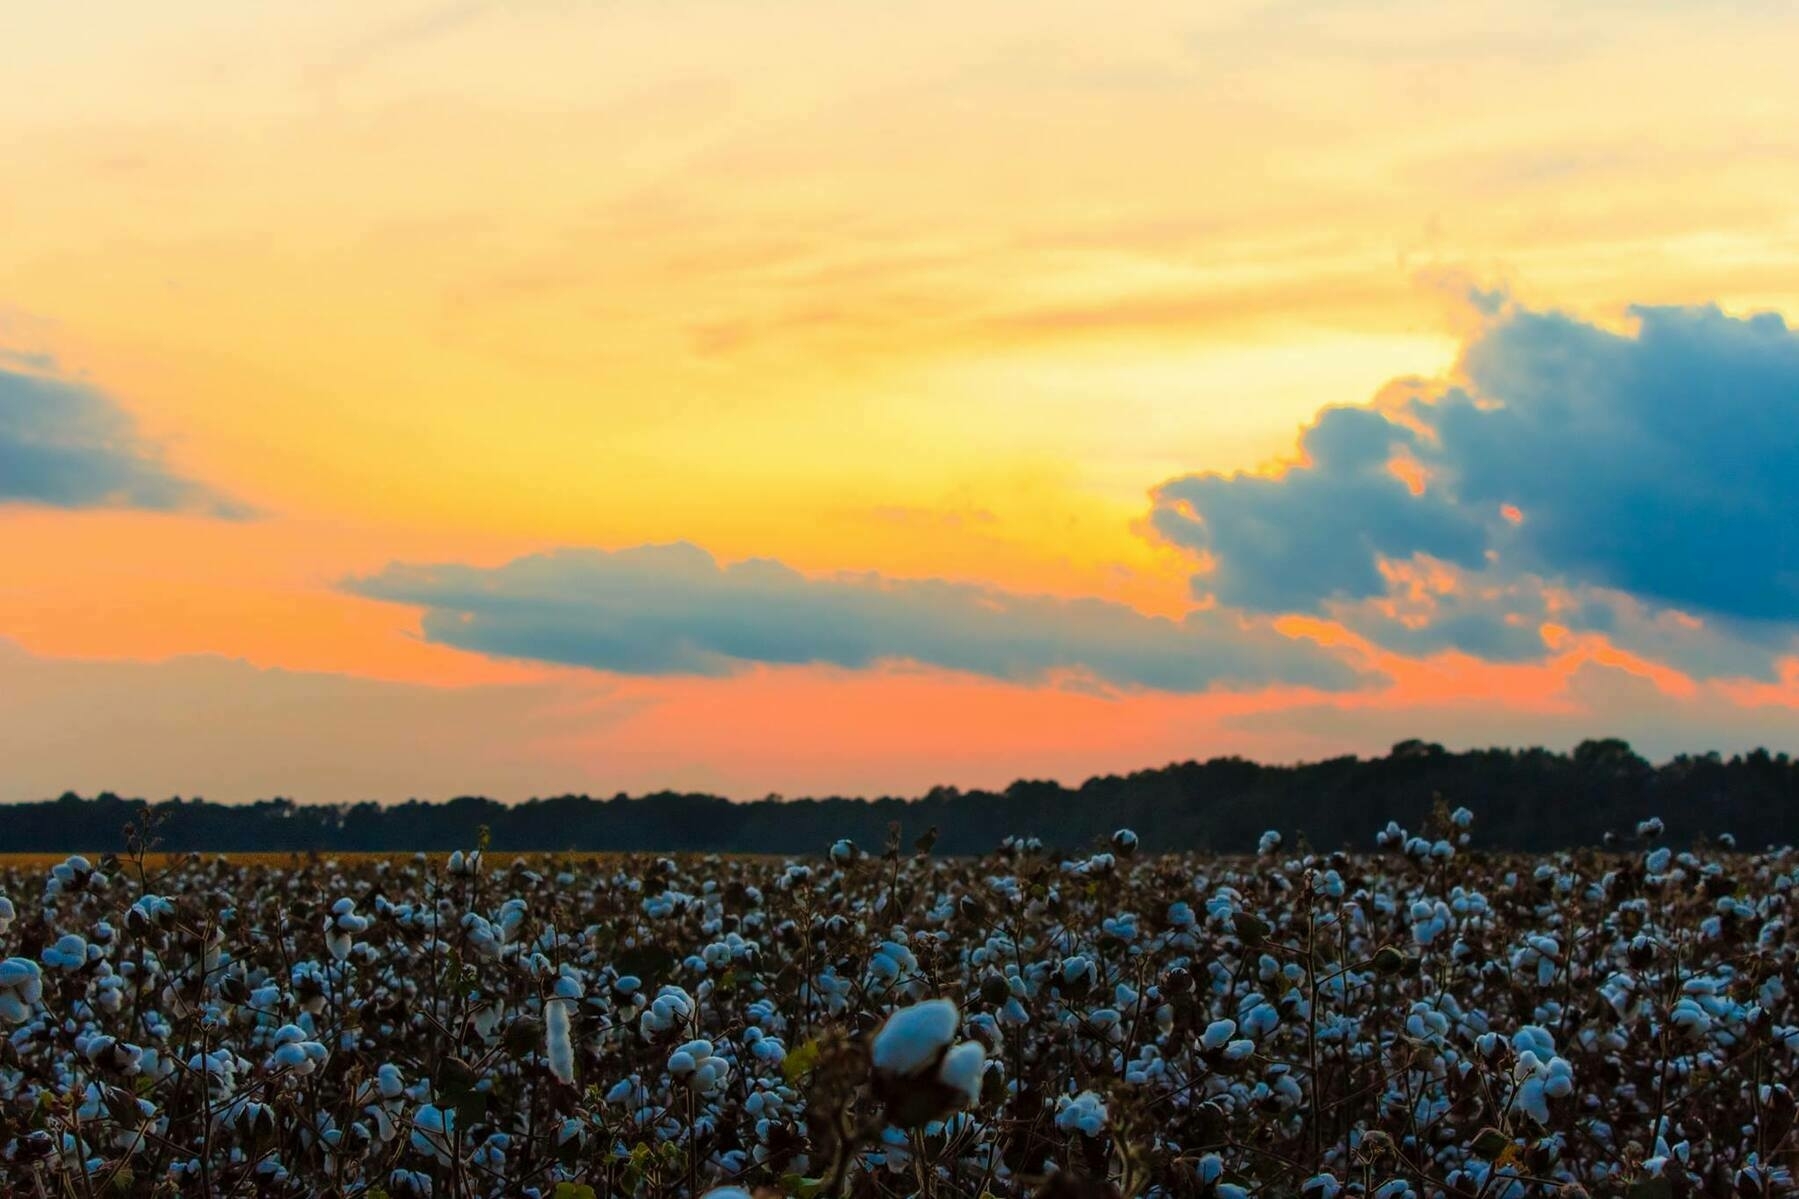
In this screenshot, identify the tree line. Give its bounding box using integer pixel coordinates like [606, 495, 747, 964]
[5, 739, 1797, 855]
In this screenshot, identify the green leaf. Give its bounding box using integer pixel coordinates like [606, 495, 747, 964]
[1471, 1126, 1512, 1157]
[783, 1037, 823, 1083]
[553, 1185, 598, 1199]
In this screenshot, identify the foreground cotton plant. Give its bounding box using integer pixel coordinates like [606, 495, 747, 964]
[870, 997, 987, 1126]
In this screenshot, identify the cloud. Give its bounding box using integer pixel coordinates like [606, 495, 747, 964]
[0, 364, 248, 516]
[347, 541, 1364, 692]
[1151, 300, 1799, 651]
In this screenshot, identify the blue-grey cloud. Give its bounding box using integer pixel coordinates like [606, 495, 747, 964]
[1332, 570, 1553, 663]
[347, 542, 1365, 691]
[1152, 301, 1799, 633]
[0, 364, 248, 516]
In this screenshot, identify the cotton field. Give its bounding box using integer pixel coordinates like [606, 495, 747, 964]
[0, 807, 1794, 1197]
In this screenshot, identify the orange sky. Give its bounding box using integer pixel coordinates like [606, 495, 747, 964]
[4, 1, 1799, 802]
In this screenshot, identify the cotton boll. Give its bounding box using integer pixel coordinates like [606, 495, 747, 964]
[446, 850, 482, 877]
[1202, 1019, 1237, 1050]
[42, 933, 89, 971]
[668, 1039, 731, 1095]
[1054, 1090, 1108, 1136]
[873, 999, 959, 1076]
[936, 1040, 985, 1106]
[1512, 1025, 1556, 1060]
[640, 985, 696, 1039]
[389, 1168, 433, 1198]
[0, 957, 44, 1024]
[545, 997, 575, 1085]
[1670, 998, 1712, 1039]
[410, 1105, 456, 1165]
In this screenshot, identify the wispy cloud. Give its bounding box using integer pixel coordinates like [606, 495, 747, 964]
[347, 541, 1363, 692]
[0, 363, 250, 518]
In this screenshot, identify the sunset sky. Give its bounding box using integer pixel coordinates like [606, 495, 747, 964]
[5, 0, 1799, 803]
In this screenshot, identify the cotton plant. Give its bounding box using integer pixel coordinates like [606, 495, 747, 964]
[869, 997, 987, 1126]
[0, 815, 1786, 1196]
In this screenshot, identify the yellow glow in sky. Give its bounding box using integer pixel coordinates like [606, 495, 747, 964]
[4, 1, 1799, 800]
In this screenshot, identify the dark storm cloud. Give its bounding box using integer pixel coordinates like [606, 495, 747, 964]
[1152, 302, 1799, 632]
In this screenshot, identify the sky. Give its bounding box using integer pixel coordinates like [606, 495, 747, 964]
[3, 0, 1799, 804]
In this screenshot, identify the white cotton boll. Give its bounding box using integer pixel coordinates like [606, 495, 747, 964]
[829, 839, 857, 864]
[0, 957, 43, 1024]
[668, 1038, 731, 1095]
[1202, 1019, 1237, 1050]
[545, 997, 575, 1085]
[1196, 1153, 1224, 1186]
[873, 998, 959, 1077]
[42, 933, 89, 971]
[1222, 1038, 1257, 1064]
[866, 940, 919, 993]
[1646, 847, 1672, 874]
[1512, 1025, 1556, 1060]
[1258, 830, 1282, 856]
[1060, 955, 1098, 992]
[640, 985, 695, 1039]
[0, 896, 14, 932]
[1637, 817, 1665, 839]
[1670, 998, 1712, 1039]
[1055, 1090, 1108, 1136]
[701, 1189, 755, 1199]
[1241, 1001, 1280, 1039]
[378, 1063, 405, 1100]
[1517, 1077, 1550, 1126]
[410, 1105, 455, 1164]
[1452, 807, 1474, 829]
[936, 1040, 985, 1106]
